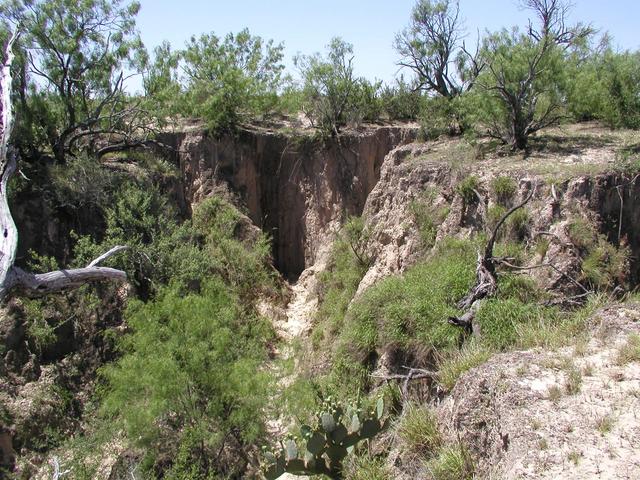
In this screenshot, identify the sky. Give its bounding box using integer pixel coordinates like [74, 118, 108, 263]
[132, 0, 640, 90]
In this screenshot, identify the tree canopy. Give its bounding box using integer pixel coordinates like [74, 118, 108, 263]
[2, 0, 145, 161]
[394, 0, 483, 98]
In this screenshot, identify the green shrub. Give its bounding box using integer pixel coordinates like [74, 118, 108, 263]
[100, 279, 274, 477]
[418, 95, 471, 139]
[48, 154, 119, 210]
[22, 300, 57, 355]
[455, 176, 480, 204]
[341, 216, 374, 268]
[491, 176, 517, 206]
[600, 51, 640, 129]
[354, 79, 384, 123]
[295, 38, 382, 135]
[380, 76, 423, 121]
[181, 29, 285, 132]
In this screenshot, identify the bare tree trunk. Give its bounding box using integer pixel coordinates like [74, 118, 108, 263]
[0, 31, 127, 301]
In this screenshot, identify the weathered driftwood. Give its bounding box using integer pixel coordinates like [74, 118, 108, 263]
[0, 31, 127, 300]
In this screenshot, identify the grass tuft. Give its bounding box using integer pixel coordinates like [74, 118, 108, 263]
[595, 413, 615, 435]
[437, 342, 492, 391]
[425, 444, 474, 480]
[615, 333, 640, 365]
[397, 404, 442, 456]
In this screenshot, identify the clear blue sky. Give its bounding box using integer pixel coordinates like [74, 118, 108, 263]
[133, 0, 640, 88]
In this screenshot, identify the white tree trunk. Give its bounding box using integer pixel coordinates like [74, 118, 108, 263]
[0, 31, 127, 300]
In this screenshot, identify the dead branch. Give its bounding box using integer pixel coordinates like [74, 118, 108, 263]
[86, 245, 129, 267]
[614, 173, 640, 243]
[497, 258, 590, 294]
[449, 182, 536, 333]
[372, 366, 437, 399]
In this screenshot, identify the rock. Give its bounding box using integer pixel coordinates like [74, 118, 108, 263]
[437, 304, 640, 479]
[161, 124, 416, 279]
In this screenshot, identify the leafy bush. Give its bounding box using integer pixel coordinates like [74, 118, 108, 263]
[491, 176, 517, 206]
[380, 76, 423, 121]
[472, 0, 590, 151]
[100, 279, 274, 477]
[295, 38, 385, 135]
[340, 216, 374, 269]
[73, 187, 276, 299]
[418, 95, 470, 139]
[354, 79, 384, 123]
[600, 51, 640, 129]
[456, 176, 480, 204]
[181, 29, 285, 132]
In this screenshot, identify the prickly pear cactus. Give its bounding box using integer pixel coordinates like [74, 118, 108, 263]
[261, 396, 387, 480]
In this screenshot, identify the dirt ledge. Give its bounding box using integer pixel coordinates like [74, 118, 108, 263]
[437, 303, 640, 479]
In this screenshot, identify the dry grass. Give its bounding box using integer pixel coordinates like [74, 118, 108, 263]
[595, 413, 616, 435]
[614, 333, 640, 365]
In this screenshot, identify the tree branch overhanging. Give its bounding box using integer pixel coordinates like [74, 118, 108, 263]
[0, 30, 128, 301]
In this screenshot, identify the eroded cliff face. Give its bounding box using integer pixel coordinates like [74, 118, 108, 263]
[162, 125, 415, 279]
[357, 140, 640, 297]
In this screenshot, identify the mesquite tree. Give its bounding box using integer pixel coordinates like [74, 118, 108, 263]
[394, 0, 483, 98]
[0, 0, 151, 162]
[0, 31, 127, 300]
[295, 38, 361, 136]
[477, 0, 592, 150]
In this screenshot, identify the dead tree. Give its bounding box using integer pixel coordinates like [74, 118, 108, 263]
[0, 31, 127, 301]
[448, 183, 536, 334]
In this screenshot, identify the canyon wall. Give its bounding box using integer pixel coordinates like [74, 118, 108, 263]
[161, 125, 415, 279]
